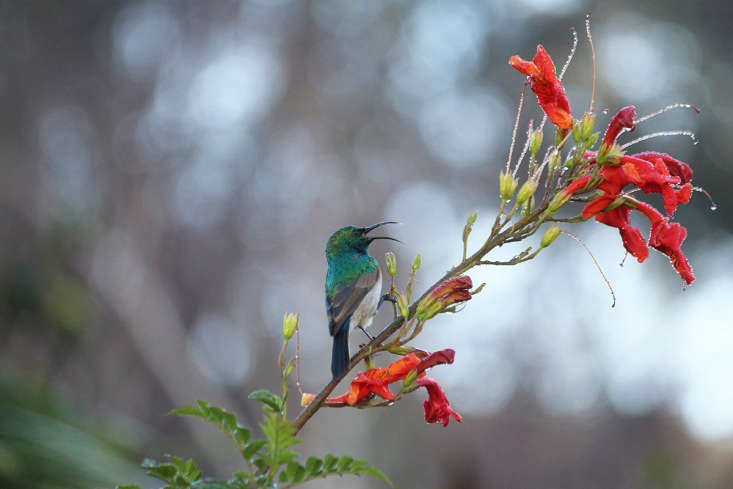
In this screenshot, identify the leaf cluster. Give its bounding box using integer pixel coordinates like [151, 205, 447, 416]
[116, 395, 389, 489]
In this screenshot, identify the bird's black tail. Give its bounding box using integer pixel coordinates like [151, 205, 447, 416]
[331, 321, 350, 379]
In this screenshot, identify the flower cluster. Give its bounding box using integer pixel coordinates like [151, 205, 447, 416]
[302, 349, 461, 427]
[510, 45, 697, 284]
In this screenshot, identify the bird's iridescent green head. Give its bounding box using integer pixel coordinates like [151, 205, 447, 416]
[325, 221, 399, 259]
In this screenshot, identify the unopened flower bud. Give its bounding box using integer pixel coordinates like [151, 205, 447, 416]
[394, 290, 409, 319]
[282, 312, 299, 340]
[541, 225, 561, 248]
[284, 362, 295, 378]
[581, 113, 595, 141]
[549, 151, 563, 169]
[466, 211, 478, 227]
[411, 254, 421, 271]
[572, 121, 583, 143]
[586, 131, 600, 148]
[547, 175, 593, 214]
[385, 252, 397, 276]
[463, 212, 477, 242]
[516, 180, 538, 205]
[499, 171, 519, 201]
[529, 128, 543, 155]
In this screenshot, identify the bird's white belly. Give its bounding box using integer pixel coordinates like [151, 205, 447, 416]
[352, 271, 382, 328]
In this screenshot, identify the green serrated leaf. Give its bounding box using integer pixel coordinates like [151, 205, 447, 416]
[168, 406, 203, 418]
[248, 389, 283, 412]
[243, 439, 267, 459]
[253, 458, 267, 472]
[350, 459, 368, 471]
[278, 449, 298, 464]
[323, 454, 337, 472]
[360, 466, 393, 486]
[337, 455, 353, 473]
[220, 411, 237, 431]
[191, 479, 234, 489]
[286, 462, 306, 483]
[305, 456, 322, 476]
[145, 463, 177, 481]
[196, 400, 211, 414]
[233, 426, 251, 445]
[207, 406, 225, 425]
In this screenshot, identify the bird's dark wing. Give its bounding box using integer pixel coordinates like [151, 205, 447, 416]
[327, 268, 380, 337]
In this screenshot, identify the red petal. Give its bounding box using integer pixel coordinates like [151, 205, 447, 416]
[633, 152, 693, 184]
[416, 349, 455, 374]
[602, 106, 636, 147]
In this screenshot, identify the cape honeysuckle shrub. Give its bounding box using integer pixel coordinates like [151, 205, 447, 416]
[116, 18, 707, 489]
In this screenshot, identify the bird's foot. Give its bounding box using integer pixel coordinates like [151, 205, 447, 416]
[378, 293, 397, 309]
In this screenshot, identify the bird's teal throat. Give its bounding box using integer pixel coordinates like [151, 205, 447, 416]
[326, 253, 378, 293]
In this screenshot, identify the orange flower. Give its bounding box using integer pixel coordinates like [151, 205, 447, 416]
[321, 349, 456, 406]
[509, 45, 573, 130]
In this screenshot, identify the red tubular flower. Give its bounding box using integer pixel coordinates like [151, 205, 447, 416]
[509, 45, 573, 130]
[430, 276, 473, 300]
[594, 206, 649, 262]
[416, 348, 455, 372]
[649, 218, 695, 285]
[633, 151, 693, 184]
[324, 349, 457, 406]
[602, 105, 636, 148]
[416, 276, 473, 321]
[416, 377, 462, 426]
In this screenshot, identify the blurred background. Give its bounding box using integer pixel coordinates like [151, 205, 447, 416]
[2, 0, 733, 488]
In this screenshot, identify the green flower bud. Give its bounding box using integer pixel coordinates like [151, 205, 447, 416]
[395, 290, 409, 319]
[541, 225, 561, 248]
[416, 300, 443, 322]
[529, 128, 544, 155]
[586, 131, 600, 148]
[499, 171, 518, 201]
[463, 212, 478, 243]
[572, 120, 583, 143]
[282, 313, 299, 340]
[549, 151, 563, 169]
[581, 113, 595, 140]
[284, 362, 295, 378]
[466, 211, 478, 227]
[411, 254, 421, 271]
[385, 252, 397, 277]
[516, 180, 538, 205]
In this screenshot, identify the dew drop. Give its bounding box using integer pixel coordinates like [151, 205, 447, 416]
[601, 108, 609, 115]
[710, 203, 718, 211]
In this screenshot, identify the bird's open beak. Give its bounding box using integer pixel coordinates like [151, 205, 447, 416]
[361, 221, 402, 243]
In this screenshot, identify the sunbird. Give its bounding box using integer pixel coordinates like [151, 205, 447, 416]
[325, 222, 398, 379]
